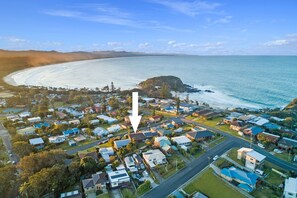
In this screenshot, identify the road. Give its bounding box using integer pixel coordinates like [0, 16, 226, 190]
[143, 118, 297, 198]
[0, 123, 19, 163]
[143, 138, 239, 198]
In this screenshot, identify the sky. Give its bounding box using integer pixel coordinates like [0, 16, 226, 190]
[1, 0, 297, 55]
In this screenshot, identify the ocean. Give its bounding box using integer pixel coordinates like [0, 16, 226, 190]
[5, 55, 297, 109]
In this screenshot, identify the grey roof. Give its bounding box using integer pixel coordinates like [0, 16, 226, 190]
[114, 139, 131, 149]
[187, 130, 214, 139]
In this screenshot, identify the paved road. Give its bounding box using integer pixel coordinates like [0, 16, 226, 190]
[143, 138, 238, 198]
[184, 118, 297, 173]
[0, 123, 19, 163]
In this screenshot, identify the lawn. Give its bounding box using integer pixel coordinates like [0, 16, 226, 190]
[183, 168, 245, 198]
[274, 152, 293, 163]
[156, 154, 186, 179]
[121, 188, 136, 198]
[265, 170, 285, 186]
[227, 148, 245, 166]
[207, 136, 227, 149]
[251, 186, 280, 198]
[97, 193, 110, 198]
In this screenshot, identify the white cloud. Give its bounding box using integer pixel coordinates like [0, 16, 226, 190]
[150, 0, 221, 16]
[263, 34, 297, 47]
[138, 42, 150, 49]
[214, 15, 232, 24]
[168, 40, 176, 45]
[0, 36, 28, 43]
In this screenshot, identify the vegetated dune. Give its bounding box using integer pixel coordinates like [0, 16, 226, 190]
[0, 49, 142, 86]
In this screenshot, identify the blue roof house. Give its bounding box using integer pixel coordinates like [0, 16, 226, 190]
[34, 122, 50, 129]
[63, 128, 80, 137]
[221, 167, 258, 192]
[243, 126, 264, 136]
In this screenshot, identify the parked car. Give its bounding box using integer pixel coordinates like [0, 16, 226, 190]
[258, 143, 265, 149]
[213, 155, 219, 161]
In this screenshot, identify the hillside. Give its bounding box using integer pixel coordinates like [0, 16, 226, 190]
[0, 50, 142, 87]
[285, 98, 297, 111]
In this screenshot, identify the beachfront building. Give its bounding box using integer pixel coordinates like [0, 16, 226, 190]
[284, 177, 297, 198]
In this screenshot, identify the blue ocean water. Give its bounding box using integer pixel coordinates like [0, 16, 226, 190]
[7, 55, 297, 109]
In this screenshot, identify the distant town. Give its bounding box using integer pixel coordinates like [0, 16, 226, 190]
[0, 79, 297, 198]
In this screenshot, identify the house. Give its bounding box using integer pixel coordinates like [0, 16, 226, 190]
[186, 130, 215, 142]
[89, 119, 100, 125]
[124, 156, 138, 172]
[99, 147, 114, 156]
[238, 115, 257, 122]
[248, 117, 269, 126]
[179, 103, 198, 112]
[97, 115, 117, 124]
[174, 127, 183, 133]
[243, 126, 264, 136]
[284, 177, 297, 198]
[149, 115, 162, 122]
[29, 137, 44, 149]
[63, 128, 80, 137]
[17, 127, 36, 135]
[237, 148, 266, 170]
[230, 120, 246, 132]
[143, 131, 158, 139]
[114, 139, 131, 150]
[82, 172, 107, 194]
[19, 111, 31, 118]
[56, 111, 67, 119]
[192, 109, 211, 117]
[157, 128, 172, 136]
[257, 132, 280, 143]
[93, 127, 108, 137]
[129, 133, 146, 143]
[107, 169, 130, 188]
[171, 117, 184, 127]
[74, 135, 86, 142]
[221, 167, 258, 192]
[132, 154, 145, 170]
[107, 124, 121, 133]
[154, 136, 171, 147]
[78, 151, 99, 163]
[27, 116, 42, 123]
[68, 140, 77, 146]
[69, 119, 80, 125]
[278, 137, 297, 150]
[34, 122, 50, 129]
[263, 122, 281, 131]
[171, 136, 191, 146]
[60, 190, 82, 198]
[48, 135, 66, 144]
[142, 149, 167, 168]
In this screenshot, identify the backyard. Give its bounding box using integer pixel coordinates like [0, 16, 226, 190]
[183, 168, 245, 198]
[155, 154, 186, 179]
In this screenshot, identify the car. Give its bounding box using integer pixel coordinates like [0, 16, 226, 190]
[258, 143, 265, 149]
[9, 153, 13, 157]
[12, 161, 16, 164]
[213, 155, 219, 161]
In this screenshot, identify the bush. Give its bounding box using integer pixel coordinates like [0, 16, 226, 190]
[136, 180, 151, 196]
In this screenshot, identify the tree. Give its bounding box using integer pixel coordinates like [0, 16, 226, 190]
[108, 96, 119, 109]
[13, 141, 36, 158]
[160, 83, 170, 98]
[80, 156, 98, 174]
[111, 82, 115, 93]
[0, 165, 17, 197]
[176, 97, 180, 115]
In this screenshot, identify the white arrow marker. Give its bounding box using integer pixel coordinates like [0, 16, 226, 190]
[129, 92, 142, 133]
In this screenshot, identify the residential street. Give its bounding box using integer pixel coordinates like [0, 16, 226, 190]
[0, 123, 19, 163]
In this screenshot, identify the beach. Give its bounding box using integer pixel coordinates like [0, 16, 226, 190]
[4, 55, 297, 109]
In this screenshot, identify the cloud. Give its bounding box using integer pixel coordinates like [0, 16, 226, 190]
[167, 40, 224, 51]
[168, 40, 176, 45]
[0, 36, 28, 43]
[263, 34, 297, 47]
[149, 0, 221, 16]
[214, 15, 232, 24]
[138, 42, 150, 49]
[43, 4, 193, 32]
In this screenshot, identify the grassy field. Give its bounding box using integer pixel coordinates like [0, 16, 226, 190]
[156, 154, 186, 179]
[251, 186, 278, 198]
[121, 188, 136, 198]
[97, 193, 110, 198]
[207, 136, 227, 149]
[274, 152, 293, 163]
[183, 168, 245, 198]
[227, 147, 245, 166]
[265, 170, 285, 186]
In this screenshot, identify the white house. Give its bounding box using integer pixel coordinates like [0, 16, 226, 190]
[48, 135, 66, 144]
[124, 156, 138, 172]
[69, 119, 80, 125]
[142, 149, 167, 168]
[284, 177, 297, 198]
[27, 116, 42, 123]
[99, 147, 114, 156]
[107, 124, 121, 133]
[19, 111, 31, 118]
[237, 147, 266, 170]
[29, 137, 44, 149]
[97, 115, 117, 124]
[107, 169, 130, 188]
[171, 136, 191, 146]
[93, 127, 108, 137]
[90, 119, 100, 125]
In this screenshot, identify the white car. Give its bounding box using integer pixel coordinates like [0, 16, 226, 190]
[258, 143, 265, 149]
[213, 155, 219, 161]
